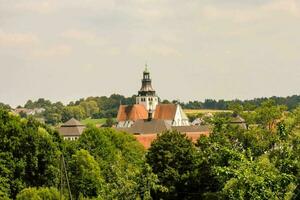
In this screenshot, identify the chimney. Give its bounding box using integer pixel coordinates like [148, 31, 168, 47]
[148, 109, 153, 121]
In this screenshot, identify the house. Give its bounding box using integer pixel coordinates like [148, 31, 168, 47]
[230, 114, 247, 129]
[191, 118, 205, 126]
[58, 118, 86, 140]
[13, 107, 45, 116]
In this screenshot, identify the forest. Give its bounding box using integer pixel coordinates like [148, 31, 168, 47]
[0, 99, 299, 199]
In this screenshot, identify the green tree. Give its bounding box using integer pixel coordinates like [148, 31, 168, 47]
[69, 149, 105, 199]
[220, 156, 296, 200]
[0, 109, 62, 198]
[62, 106, 86, 122]
[16, 187, 62, 200]
[102, 117, 114, 127]
[0, 102, 11, 110]
[76, 127, 146, 199]
[255, 100, 286, 131]
[79, 100, 99, 117]
[146, 131, 199, 199]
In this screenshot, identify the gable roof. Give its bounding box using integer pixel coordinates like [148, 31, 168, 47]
[117, 104, 148, 122]
[62, 118, 84, 127]
[230, 115, 246, 123]
[153, 104, 177, 120]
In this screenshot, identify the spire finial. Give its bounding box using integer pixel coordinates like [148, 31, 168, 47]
[144, 63, 149, 73]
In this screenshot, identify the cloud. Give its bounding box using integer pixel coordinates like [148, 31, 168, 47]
[13, 1, 59, 14]
[61, 30, 108, 46]
[0, 30, 39, 47]
[106, 47, 121, 56]
[262, 0, 300, 16]
[30, 44, 72, 58]
[201, 0, 300, 23]
[130, 44, 182, 57]
[62, 30, 95, 41]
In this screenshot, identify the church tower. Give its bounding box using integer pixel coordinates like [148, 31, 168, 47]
[136, 65, 159, 112]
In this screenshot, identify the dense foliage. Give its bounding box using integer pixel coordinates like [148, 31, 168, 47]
[145, 102, 300, 199]
[182, 95, 300, 111]
[16, 187, 62, 200]
[0, 110, 62, 198]
[0, 109, 159, 199]
[21, 94, 136, 124]
[1, 99, 300, 199]
[6, 93, 299, 125]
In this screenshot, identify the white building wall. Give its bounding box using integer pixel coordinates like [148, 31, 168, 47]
[172, 105, 190, 126]
[64, 136, 79, 141]
[136, 96, 158, 111]
[117, 120, 134, 128]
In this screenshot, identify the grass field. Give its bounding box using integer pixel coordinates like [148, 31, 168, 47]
[80, 118, 108, 126]
[184, 109, 232, 115]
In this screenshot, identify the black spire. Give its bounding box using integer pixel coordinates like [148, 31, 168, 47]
[138, 64, 155, 96]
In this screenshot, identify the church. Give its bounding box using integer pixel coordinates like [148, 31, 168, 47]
[116, 66, 210, 148]
[117, 66, 190, 128]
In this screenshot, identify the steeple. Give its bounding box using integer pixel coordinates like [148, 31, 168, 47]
[139, 64, 155, 96]
[136, 65, 159, 112]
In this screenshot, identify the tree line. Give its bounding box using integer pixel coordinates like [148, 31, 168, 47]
[22, 95, 136, 125]
[181, 95, 300, 111]
[0, 100, 300, 199]
[1, 94, 299, 125]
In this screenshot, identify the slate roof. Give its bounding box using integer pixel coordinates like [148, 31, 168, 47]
[117, 119, 210, 135]
[118, 119, 171, 134]
[117, 105, 148, 122]
[58, 118, 85, 137]
[139, 84, 155, 92]
[62, 118, 84, 127]
[172, 125, 210, 133]
[131, 119, 171, 134]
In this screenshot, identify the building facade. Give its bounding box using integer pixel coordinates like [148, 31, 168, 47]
[135, 65, 159, 112]
[58, 118, 85, 140]
[117, 66, 190, 128]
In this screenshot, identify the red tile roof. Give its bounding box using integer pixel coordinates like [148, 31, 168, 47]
[153, 104, 177, 120]
[117, 105, 148, 122]
[134, 132, 210, 149]
[134, 134, 157, 149]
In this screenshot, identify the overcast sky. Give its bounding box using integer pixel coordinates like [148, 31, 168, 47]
[0, 0, 300, 107]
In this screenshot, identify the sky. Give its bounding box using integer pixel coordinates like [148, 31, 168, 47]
[0, 0, 300, 107]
